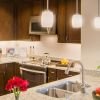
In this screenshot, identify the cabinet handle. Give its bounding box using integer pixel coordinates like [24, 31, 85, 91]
[68, 75, 73, 77]
[51, 72, 55, 74]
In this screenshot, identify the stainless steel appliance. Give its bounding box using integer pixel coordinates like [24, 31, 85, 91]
[20, 65, 47, 87]
[29, 16, 56, 35]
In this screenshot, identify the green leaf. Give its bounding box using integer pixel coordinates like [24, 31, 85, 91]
[97, 65, 100, 69]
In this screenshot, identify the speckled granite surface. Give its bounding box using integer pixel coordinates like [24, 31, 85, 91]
[0, 57, 99, 100]
[0, 56, 80, 72]
[0, 70, 100, 100]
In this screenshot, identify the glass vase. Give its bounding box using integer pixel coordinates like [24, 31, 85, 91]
[15, 95, 19, 100]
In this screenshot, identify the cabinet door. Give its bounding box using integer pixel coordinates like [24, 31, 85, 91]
[47, 68, 57, 82]
[57, 69, 80, 80]
[5, 63, 15, 83]
[16, 2, 40, 40]
[22, 70, 44, 87]
[0, 64, 5, 95]
[57, 0, 66, 43]
[20, 65, 45, 87]
[57, 0, 81, 43]
[14, 63, 21, 77]
[0, 2, 14, 40]
[66, 0, 81, 43]
[57, 69, 68, 80]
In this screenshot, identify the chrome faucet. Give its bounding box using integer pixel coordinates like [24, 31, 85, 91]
[66, 61, 86, 93]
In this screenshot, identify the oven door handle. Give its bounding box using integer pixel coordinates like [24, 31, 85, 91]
[20, 67, 46, 83]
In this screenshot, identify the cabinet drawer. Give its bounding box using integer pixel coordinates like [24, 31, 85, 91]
[57, 70, 68, 80]
[68, 71, 79, 76]
[48, 76, 57, 82]
[47, 68, 57, 77]
[47, 68, 57, 82]
[57, 70, 80, 80]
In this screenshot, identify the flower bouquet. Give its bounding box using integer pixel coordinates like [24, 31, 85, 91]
[92, 87, 100, 100]
[5, 76, 29, 100]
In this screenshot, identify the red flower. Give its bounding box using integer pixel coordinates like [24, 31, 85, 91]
[96, 87, 100, 95]
[5, 76, 29, 93]
[20, 80, 29, 91]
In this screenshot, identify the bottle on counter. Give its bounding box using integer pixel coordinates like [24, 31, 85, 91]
[42, 53, 51, 65]
[29, 46, 35, 59]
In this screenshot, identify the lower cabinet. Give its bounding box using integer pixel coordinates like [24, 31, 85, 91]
[47, 68, 79, 83]
[47, 68, 57, 82]
[0, 63, 21, 96]
[21, 70, 45, 87]
[0, 72, 5, 95]
[0, 63, 79, 95]
[20, 64, 46, 88]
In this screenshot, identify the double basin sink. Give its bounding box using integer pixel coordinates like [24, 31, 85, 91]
[37, 81, 90, 98]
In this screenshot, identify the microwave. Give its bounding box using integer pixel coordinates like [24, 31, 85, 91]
[29, 16, 56, 35]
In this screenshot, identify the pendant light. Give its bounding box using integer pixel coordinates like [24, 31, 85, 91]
[72, 0, 83, 28]
[41, 0, 54, 33]
[94, 0, 100, 28]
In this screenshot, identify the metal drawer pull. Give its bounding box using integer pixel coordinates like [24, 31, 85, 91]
[51, 72, 55, 74]
[20, 67, 46, 74]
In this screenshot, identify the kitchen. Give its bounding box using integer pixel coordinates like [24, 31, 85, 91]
[0, 0, 100, 100]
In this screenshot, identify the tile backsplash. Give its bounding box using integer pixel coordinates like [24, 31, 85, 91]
[0, 37, 81, 60]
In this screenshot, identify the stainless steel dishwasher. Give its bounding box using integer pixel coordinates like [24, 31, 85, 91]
[20, 64, 47, 87]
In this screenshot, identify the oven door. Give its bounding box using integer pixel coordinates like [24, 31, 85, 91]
[20, 67, 46, 87]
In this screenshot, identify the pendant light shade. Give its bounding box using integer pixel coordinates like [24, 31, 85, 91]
[41, 10, 54, 28]
[72, 0, 83, 28]
[41, 0, 54, 33]
[94, 0, 100, 29]
[94, 17, 100, 28]
[72, 14, 83, 28]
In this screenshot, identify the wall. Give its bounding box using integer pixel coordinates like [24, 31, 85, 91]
[81, 0, 100, 70]
[0, 39, 81, 60]
[37, 35, 81, 60]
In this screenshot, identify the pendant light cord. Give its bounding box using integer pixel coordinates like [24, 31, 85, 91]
[47, 0, 49, 10]
[98, 0, 100, 16]
[76, 0, 78, 14]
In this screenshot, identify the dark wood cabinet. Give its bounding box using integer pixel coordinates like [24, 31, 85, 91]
[0, 3, 14, 40]
[57, 70, 79, 80]
[0, 64, 6, 96]
[20, 64, 46, 88]
[5, 63, 15, 83]
[14, 63, 21, 77]
[57, 0, 81, 43]
[0, 1, 40, 41]
[15, 1, 40, 40]
[0, 73, 5, 96]
[0, 0, 81, 42]
[47, 68, 57, 82]
[0, 63, 21, 95]
[47, 68, 79, 83]
[21, 70, 45, 87]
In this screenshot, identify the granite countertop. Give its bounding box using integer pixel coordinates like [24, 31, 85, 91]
[0, 56, 80, 72]
[0, 70, 100, 100]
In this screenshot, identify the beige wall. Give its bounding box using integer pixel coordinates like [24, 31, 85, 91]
[0, 40, 81, 60]
[39, 35, 81, 60]
[81, 0, 100, 70]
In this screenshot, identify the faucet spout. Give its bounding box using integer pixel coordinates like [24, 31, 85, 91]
[66, 61, 86, 93]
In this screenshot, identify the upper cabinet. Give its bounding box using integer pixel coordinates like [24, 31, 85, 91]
[0, 0, 81, 42]
[15, 1, 41, 40]
[57, 0, 81, 43]
[0, 2, 14, 40]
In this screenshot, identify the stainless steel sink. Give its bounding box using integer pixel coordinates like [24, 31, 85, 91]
[55, 81, 91, 92]
[37, 87, 73, 98]
[37, 81, 90, 98]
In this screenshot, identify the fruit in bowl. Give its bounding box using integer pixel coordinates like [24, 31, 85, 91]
[92, 87, 100, 100]
[60, 58, 69, 65]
